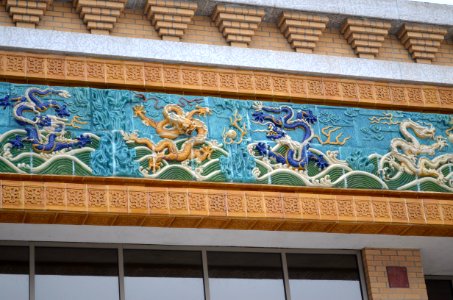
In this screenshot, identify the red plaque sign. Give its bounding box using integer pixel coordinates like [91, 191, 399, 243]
[387, 266, 410, 288]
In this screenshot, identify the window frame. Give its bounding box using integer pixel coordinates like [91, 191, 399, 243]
[425, 275, 453, 300]
[0, 241, 368, 300]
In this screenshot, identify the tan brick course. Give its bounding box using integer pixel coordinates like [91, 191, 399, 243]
[278, 11, 329, 53]
[145, 0, 197, 41]
[398, 23, 448, 63]
[74, 0, 127, 34]
[5, 0, 52, 28]
[212, 4, 265, 47]
[341, 18, 391, 59]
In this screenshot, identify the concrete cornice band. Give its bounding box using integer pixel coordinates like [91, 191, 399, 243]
[0, 27, 452, 85]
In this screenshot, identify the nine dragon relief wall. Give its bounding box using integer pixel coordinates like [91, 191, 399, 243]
[0, 82, 452, 193]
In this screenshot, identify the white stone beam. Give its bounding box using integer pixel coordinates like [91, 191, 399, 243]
[215, 0, 453, 27]
[0, 26, 452, 85]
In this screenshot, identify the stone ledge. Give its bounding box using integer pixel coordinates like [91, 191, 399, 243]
[0, 27, 452, 86]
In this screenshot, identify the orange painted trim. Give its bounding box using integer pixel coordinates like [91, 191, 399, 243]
[0, 50, 452, 112]
[1, 179, 452, 236]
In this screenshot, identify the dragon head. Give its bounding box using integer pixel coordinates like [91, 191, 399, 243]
[266, 123, 286, 140]
[408, 120, 435, 139]
[421, 124, 436, 139]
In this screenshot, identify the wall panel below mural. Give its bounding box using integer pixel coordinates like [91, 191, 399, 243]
[0, 83, 452, 192]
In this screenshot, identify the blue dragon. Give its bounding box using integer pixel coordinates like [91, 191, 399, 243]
[252, 102, 328, 170]
[0, 87, 91, 153]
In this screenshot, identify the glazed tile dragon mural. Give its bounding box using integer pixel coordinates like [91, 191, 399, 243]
[0, 82, 452, 192]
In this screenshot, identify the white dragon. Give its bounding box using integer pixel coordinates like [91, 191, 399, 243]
[379, 119, 452, 182]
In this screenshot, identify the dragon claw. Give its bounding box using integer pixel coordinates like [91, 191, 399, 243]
[0, 95, 10, 109]
[148, 157, 162, 173]
[58, 91, 71, 99]
[9, 135, 25, 149]
[133, 105, 146, 117]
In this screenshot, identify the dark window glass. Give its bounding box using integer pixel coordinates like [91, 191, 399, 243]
[35, 247, 119, 300]
[426, 279, 453, 300]
[287, 253, 362, 300]
[0, 246, 29, 300]
[124, 249, 204, 300]
[207, 252, 285, 300]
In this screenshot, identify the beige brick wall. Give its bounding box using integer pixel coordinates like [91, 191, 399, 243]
[0, 2, 452, 66]
[433, 39, 453, 66]
[38, 2, 88, 33]
[111, 9, 159, 39]
[376, 35, 413, 63]
[313, 27, 356, 57]
[182, 16, 226, 46]
[249, 21, 293, 52]
[362, 248, 428, 300]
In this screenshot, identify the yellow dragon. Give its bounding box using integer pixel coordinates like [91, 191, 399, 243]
[123, 104, 213, 172]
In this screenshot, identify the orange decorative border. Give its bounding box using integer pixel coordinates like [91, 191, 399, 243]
[0, 50, 452, 111]
[1, 179, 452, 236]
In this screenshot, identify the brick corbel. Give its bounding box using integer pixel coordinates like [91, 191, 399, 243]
[212, 4, 265, 48]
[73, 0, 127, 35]
[4, 0, 53, 28]
[144, 0, 198, 42]
[397, 23, 447, 63]
[278, 11, 329, 53]
[341, 18, 391, 59]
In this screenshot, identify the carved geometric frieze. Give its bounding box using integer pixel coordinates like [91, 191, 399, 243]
[73, 0, 127, 35]
[0, 180, 452, 236]
[341, 18, 391, 59]
[0, 50, 452, 112]
[397, 23, 448, 63]
[144, 0, 198, 41]
[278, 11, 329, 53]
[212, 4, 265, 47]
[4, 0, 53, 28]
